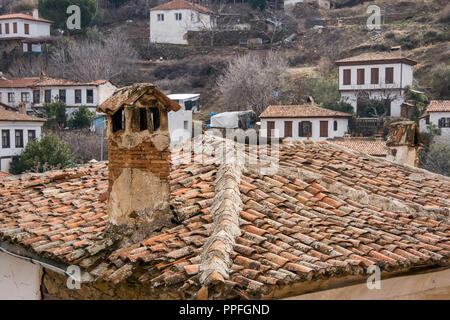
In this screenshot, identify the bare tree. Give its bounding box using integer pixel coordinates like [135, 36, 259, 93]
[7, 55, 47, 77]
[49, 29, 138, 82]
[216, 52, 288, 116]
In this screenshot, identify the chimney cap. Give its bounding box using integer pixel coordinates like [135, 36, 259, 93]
[386, 121, 423, 147]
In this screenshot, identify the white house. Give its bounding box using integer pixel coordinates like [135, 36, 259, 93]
[0, 9, 52, 53]
[259, 104, 352, 141]
[0, 108, 46, 173]
[419, 100, 450, 144]
[0, 74, 117, 117]
[167, 93, 196, 145]
[335, 52, 417, 117]
[149, 0, 216, 45]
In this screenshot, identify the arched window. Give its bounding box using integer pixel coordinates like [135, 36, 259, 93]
[334, 120, 338, 131]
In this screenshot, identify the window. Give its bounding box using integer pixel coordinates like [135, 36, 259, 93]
[320, 121, 328, 138]
[267, 121, 275, 137]
[33, 90, 40, 104]
[438, 118, 450, 128]
[185, 100, 192, 110]
[184, 120, 189, 130]
[334, 120, 338, 131]
[175, 13, 182, 21]
[0, 24, 2, 34]
[139, 109, 147, 131]
[15, 130, 23, 148]
[28, 130, 36, 141]
[112, 108, 125, 132]
[44, 90, 51, 103]
[357, 69, 365, 85]
[13, 22, 17, 33]
[26, 43, 32, 52]
[343, 69, 351, 85]
[385, 67, 394, 84]
[371, 68, 379, 84]
[8, 92, 14, 103]
[21, 92, 30, 103]
[5, 23, 9, 34]
[150, 108, 160, 131]
[2, 130, 10, 148]
[59, 90, 66, 103]
[24, 23, 29, 35]
[298, 121, 312, 137]
[284, 121, 292, 137]
[75, 89, 82, 104]
[157, 14, 164, 21]
[86, 89, 93, 103]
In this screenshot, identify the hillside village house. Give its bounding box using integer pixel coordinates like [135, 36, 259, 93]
[167, 93, 199, 144]
[259, 104, 351, 141]
[149, 0, 216, 45]
[0, 84, 449, 300]
[419, 100, 450, 144]
[335, 52, 417, 117]
[0, 74, 117, 117]
[0, 9, 52, 53]
[0, 108, 46, 173]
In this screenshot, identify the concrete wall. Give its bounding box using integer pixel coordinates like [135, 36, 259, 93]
[0, 120, 44, 172]
[0, 251, 42, 300]
[150, 9, 214, 45]
[285, 268, 450, 300]
[260, 117, 349, 141]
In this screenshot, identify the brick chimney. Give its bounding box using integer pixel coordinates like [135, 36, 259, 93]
[97, 84, 181, 234]
[386, 121, 423, 167]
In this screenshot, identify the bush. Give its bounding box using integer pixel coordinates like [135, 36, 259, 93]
[43, 101, 67, 129]
[430, 64, 450, 99]
[68, 105, 95, 129]
[9, 133, 74, 174]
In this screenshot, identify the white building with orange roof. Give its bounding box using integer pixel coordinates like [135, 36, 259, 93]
[420, 100, 450, 144]
[0, 9, 52, 53]
[149, 0, 217, 45]
[0, 73, 117, 117]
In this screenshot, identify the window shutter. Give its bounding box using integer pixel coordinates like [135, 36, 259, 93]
[357, 69, 365, 85]
[299, 122, 303, 137]
[343, 69, 351, 85]
[385, 67, 394, 84]
[371, 68, 379, 84]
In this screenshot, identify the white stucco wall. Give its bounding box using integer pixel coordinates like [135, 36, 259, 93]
[168, 109, 193, 145]
[0, 120, 44, 172]
[260, 117, 349, 141]
[420, 111, 450, 145]
[0, 251, 42, 300]
[150, 8, 214, 45]
[0, 18, 50, 39]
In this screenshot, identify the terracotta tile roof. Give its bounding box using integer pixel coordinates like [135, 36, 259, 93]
[0, 109, 46, 122]
[0, 77, 109, 88]
[327, 138, 388, 156]
[151, 0, 216, 14]
[259, 105, 352, 119]
[426, 100, 450, 113]
[0, 171, 11, 178]
[0, 137, 449, 299]
[0, 13, 52, 23]
[335, 52, 417, 66]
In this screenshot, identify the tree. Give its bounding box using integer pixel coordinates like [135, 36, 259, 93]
[9, 133, 74, 174]
[49, 30, 138, 82]
[68, 105, 95, 129]
[216, 52, 288, 116]
[405, 86, 429, 122]
[38, 0, 97, 30]
[419, 143, 450, 177]
[43, 101, 67, 129]
[430, 64, 450, 99]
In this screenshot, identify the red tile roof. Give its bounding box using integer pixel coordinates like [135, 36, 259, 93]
[0, 13, 52, 23]
[0, 171, 11, 178]
[0, 137, 449, 299]
[259, 105, 352, 118]
[328, 138, 388, 156]
[335, 52, 417, 66]
[151, 0, 216, 14]
[426, 100, 450, 113]
[0, 109, 46, 122]
[0, 77, 110, 88]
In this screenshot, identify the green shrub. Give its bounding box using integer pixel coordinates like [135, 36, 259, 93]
[9, 133, 74, 174]
[68, 105, 95, 129]
[43, 101, 67, 129]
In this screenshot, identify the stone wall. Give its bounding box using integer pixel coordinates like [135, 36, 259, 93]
[187, 30, 262, 47]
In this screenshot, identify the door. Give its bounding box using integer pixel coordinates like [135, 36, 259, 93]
[267, 121, 275, 137]
[320, 121, 328, 138]
[284, 121, 292, 138]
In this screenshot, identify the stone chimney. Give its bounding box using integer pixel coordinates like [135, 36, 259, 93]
[97, 84, 181, 236]
[32, 8, 39, 19]
[386, 121, 423, 167]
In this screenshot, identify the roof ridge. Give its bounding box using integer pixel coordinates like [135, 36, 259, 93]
[198, 155, 243, 294]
